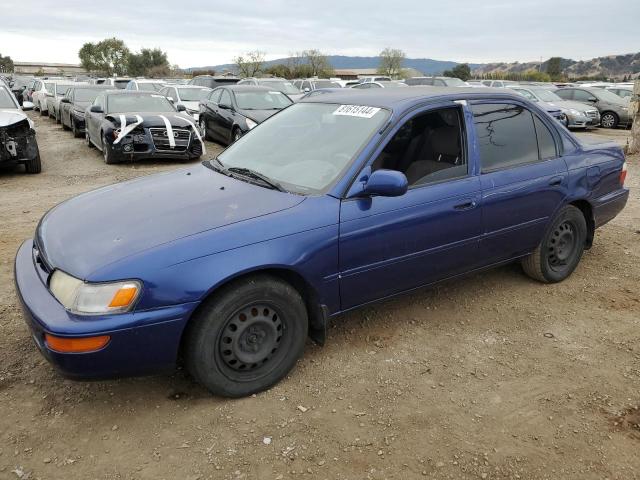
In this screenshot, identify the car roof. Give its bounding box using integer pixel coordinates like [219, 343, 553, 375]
[299, 86, 524, 111]
[166, 84, 209, 89]
[103, 90, 162, 96]
[222, 85, 281, 93]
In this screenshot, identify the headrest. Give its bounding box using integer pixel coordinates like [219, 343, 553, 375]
[430, 126, 460, 156]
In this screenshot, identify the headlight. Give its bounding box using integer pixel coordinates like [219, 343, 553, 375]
[568, 109, 581, 116]
[49, 270, 141, 315]
[246, 118, 258, 130]
[620, 107, 628, 111]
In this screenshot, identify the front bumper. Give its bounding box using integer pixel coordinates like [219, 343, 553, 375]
[14, 239, 196, 379]
[566, 112, 600, 128]
[106, 126, 203, 162]
[1, 125, 39, 165]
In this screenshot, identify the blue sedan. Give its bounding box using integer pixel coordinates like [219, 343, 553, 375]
[15, 87, 629, 397]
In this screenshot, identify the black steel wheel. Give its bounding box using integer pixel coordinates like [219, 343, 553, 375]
[102, 134, 117, 164]
[185, 274, 308, 397]
[522, 205, 587, 283]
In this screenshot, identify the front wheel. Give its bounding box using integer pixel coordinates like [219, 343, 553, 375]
[233, 128, 243, 143]
[24, 146, 42, 174]
[600, 112, 618, 129]
[185, 275, 308, 397]
[102, 135, 117, 164]
[85, 130, 94, 148]
[199, 118, 209, 140]
[521, 205, 587, 283]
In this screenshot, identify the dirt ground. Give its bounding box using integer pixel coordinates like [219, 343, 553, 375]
[0, 113, 638, 480]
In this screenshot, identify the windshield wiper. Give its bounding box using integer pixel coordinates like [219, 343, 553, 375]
[205, 157, 231, 176]
[227, 167, 287, 192]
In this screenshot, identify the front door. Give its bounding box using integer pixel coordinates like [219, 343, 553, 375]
[338, 104, 483, 309]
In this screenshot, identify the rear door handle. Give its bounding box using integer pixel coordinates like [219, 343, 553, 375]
[548, 176, 564, 186]
[453, 200, 477, 211]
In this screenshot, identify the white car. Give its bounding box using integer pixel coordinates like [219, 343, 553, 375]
[46, 82, 87, 121]
[606, 85, 633, 101]
[90, 77, 131, 89]
[125, 79, 166, 92]
[31, 79, 54, 114]
[159, 84, 211, 121]
[237, 78, 304, 101]
[0, 84, 41, 173]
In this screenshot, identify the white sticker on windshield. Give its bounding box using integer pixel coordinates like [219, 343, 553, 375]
[333, 105, 381, 118]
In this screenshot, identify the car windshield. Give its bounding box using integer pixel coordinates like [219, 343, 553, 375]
[594, 89, 627, 103]
[217, 103, 389, 194]
[45, 83, 55, 93]
[234, 91, 293, 110]
[177, 87, 210, 101]
[443, 78, 466, 86]
[0, 88, 18, 108]
[12, 77, 32, 88]
[531, 89, 562, 102]
[107, 94, 175, 113]
[257, 80, 300, 95]
[315, 80, 341, 88]
[74, 88, 106, 102]
[56, 84, 73, 96]
[137, 82, 164, 92]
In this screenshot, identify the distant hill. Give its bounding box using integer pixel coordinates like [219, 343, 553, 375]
[187, 55, 483, 75]
[473, 52, 640, 79]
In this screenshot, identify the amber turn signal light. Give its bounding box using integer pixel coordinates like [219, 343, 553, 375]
[45, 334, 110, 353]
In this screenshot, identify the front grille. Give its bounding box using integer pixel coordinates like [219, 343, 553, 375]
[149, 127, 191, 152]
[586, 110, 599, 118]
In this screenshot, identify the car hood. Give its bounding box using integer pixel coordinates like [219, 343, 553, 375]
[177, 101, 199, 111]
[236, 108, 281, 123]
[36, 164, 305, 279]
[105, 112, 197, 128]
[0, 109, 28, 127]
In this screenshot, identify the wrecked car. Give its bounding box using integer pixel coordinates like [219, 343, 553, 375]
[0, 85, 41, 173]
[84, 90, 204, 164]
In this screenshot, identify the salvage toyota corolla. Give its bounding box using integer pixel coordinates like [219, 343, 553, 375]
[15, 88, 629, 397]
[84, 90, 204, 164]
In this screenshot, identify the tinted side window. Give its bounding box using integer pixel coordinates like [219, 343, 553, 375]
[533, 116, 557, 160]
[573, 89, 596, 102]
[554, 89, 572, 100]
[472, 103, 539, 172]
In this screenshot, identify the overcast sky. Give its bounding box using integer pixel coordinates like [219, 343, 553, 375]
[2, 0, 638, 68]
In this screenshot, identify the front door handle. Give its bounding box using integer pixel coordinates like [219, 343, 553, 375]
[454, 200, 477, 211]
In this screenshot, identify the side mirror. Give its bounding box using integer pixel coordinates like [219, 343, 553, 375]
[218, 103, 231, 110]
[303, 87, 310, 93]
[348, 169, 408, 198]
[46, 92, 53, 97]
[60, 98, 70, 103]
[588, 97, 598, 103]
[90, 105, 104, 113]
[21, 102, 34, 111]
[176, 104, 186, 112]
[167, 96, 174, 103]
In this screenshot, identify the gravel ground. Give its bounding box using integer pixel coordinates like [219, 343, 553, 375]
[0, 114, 638, 480]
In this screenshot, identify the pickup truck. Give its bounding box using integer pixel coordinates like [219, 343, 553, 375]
[15, 87, 628, 397]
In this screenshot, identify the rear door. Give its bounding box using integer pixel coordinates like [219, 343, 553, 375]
[202, 89, 222, 139]
[471, 101, 569, 263]
[215, 89, 235, 142]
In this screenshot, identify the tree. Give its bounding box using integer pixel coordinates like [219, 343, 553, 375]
[234, 50, 265, 77]
[302, 50, 333, 77]
[0, 53, 14, 73]
[443, 63, 471, 81]
[264, 64, 292, 79]
[377, 48, 405, 78]
[79, 38, 130, 76]
[127, 48, 169, 77]
[546, 57, 563, 81]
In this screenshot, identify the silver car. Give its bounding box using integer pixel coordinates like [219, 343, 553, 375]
[509, 86, 600, 129]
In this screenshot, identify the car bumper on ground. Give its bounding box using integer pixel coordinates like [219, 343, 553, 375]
[14, 239, 196, 379]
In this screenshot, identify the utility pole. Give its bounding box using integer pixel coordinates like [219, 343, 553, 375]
[628, 79, 640, 154]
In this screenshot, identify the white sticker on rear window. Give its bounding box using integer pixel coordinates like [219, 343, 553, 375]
[333, 105, 381, 118]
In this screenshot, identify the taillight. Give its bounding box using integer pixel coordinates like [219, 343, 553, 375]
[620, 162, 627, 186]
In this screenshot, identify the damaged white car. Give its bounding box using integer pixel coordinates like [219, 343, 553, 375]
[0, 84, 41, 173]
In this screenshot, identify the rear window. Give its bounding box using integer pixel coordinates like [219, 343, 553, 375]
[471, 103, 540, 172]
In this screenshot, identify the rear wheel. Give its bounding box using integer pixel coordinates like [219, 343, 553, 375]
[600, 111, 618, 129]
[72, 120, 81, 138]
[521, 205, 587, 283]
[85, 130, 93, 148]
[233, 128, 242, 143]
[199, 118, 209, 140]
[185, 275, 308, 397]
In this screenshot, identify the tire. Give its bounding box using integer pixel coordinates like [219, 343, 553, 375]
[24, 147, 42, 174]
[521, 205, 587, 283]
[232, 128, 242, 143]
[199, 118, 209, 140]
[600, 111, 618, 129]
[72, 120, 80, 138]
[102, 134, 117, 164]
[85, 130, 94, 148]
[62, 116, 70, 131]
[185, 275, 308, 397]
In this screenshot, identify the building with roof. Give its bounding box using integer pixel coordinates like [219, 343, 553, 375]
[13, 62, 88, 76]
